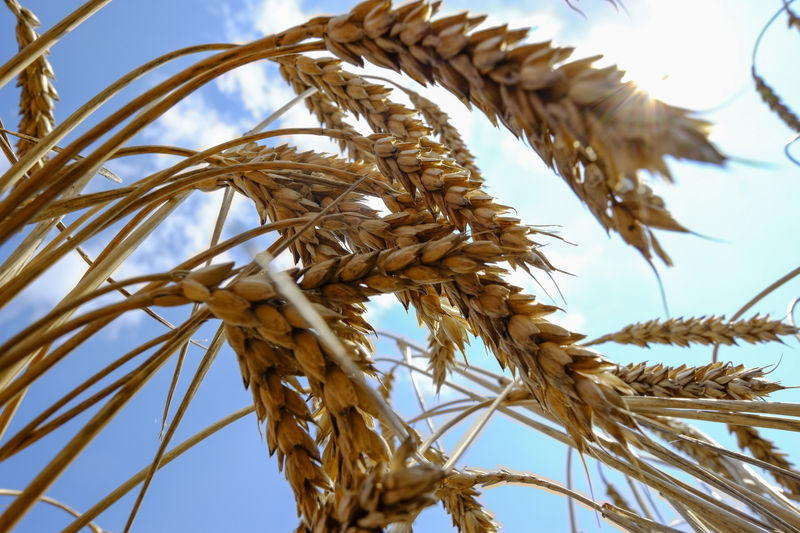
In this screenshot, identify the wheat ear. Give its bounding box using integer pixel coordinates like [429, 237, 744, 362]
[319, 0, 725, 262]
[6, 0, 58, 166]
[730, 425, 800, 497]
[614, 361, 784, 400]
[585, 315, 798, 348]
[753, 68, 800, 133]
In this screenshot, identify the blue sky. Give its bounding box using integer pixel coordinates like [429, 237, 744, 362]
[1, 0, 799, 531]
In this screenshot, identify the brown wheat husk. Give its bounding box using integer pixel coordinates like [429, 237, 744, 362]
[263, 136, 629, 447]
[174, 264, 395, 491]
[268, 59, 561, 402]
[403, 87, 482, 182]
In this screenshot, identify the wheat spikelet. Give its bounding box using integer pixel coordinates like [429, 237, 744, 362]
[223, 142, 384, 264]
[268, 62, 564, 394]
[401, 86, 482, 182]
[225, 323, 329, 520]
[730, 425, 800, 496]
[289, 82, 375, 162]
[613, 361, 784, 400]
[172, 229, 624, 459]
[300, 461, 445, 532]
[604, 481, 633, 514]
[753, 68, 800, 133]
[371, 133, 552, 273]
[278, 54, 431, 139]
[181, 265, 331, 521]
[437, 473, 500, 533]
[6, 0, 59, 164]
[294, 233, 520, 299]
[219, 139, 481, 437]
[585, 315, 798, 348]
[427, 302, 469, 392]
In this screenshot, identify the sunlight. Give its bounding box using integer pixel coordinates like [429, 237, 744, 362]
[579, 1, 748, 109]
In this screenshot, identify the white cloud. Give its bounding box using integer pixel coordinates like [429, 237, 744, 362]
[147, 93, 241, 150]
[222, 0, 308, 42]
[217, 62, 277, 119]
[479, 7, 563, 44]
[571, 0, 750, 109]
[116, 190, 233, 278]
[220, 0, 305, 42]
[252, 0, 307, 37]
[2, 252, 88, 320]
[365, 293, 398, 327]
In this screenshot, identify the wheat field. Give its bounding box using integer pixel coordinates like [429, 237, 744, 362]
[1, 0, 800, 531]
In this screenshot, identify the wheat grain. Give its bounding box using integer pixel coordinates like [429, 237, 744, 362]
[277, 56, 555, 270]
[427, 303, 469, 392]
[281, 74, 376, 163]
[176, 266, 396, 488]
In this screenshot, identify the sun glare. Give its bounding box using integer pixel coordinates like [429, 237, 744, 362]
[580, 1, 746, 108]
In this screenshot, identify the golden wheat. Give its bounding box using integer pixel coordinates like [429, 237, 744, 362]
[6, 0, 58, 165]
[586, 315, 798, 348]
[613, 361, 784, 400]
[1, 1, 799, 532]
